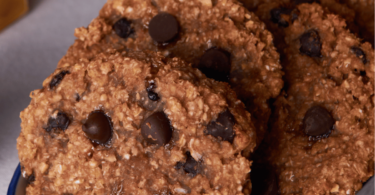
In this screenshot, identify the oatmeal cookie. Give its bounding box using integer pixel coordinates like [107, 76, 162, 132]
[240, 0, 373, 46]
[340, 0, 374, 46]
[57, 0, 284, 146]
[17, 51, 256, 194]
[256, 3, 374, 194]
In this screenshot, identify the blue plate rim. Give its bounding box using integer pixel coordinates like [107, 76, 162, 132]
[7, 163, 21, 195]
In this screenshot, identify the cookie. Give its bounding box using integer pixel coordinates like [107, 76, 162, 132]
[339, 0, 374, 46]
[17, 51, 257, 194]
[240, 0, 373, 46]
[255, 3, 374, 194]
[58, 0, 284, 146]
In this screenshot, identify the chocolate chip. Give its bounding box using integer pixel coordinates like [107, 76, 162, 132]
[303, 106, 334, 136]
[141, 112, 172, 146]
[147, 91, 159, 101]
[45, 112, 70, 132]
[205, 110, 235, 143]
[148, 13, 179, 44]
[250, 164, 278, 195]
[299, 29, 322, 57]
[360, 71, 370, 84]
[270, 7, 290, 27]
[146, 82, 159, 101]
[113, 18, 133, 39]
[27, 173, 35, 184]
[291, 9, 300, 23]
[75, 93, 81, 102]
[351, 46, 368, 64]
[183, 152, 198, 176]
[49, 71, 69, 89]
[294, 0, 318, 4]
[82, 111, 113, 145]
[198, 48, 231, 82]
[176, 152, 198, 176]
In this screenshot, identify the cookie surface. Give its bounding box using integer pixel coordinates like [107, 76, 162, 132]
[17, 51, 256, 194]
[256, 3, 374, 194]
[240, 0, 373, 46]
[59, 0, 284, 146]
[340, 0, 374, 46]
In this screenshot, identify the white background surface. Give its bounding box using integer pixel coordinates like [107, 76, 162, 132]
[0, 0, 106, 192]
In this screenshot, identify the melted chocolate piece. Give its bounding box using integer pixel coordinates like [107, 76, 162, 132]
[141, 112, 172, 146]
[299, 29, 322, 57]
[351, 46, 368, 64]
[303, 106, 334, 136]
[148, 13, 179, 44]
[205, 110, 235, 142]
[49, 71, 69, 89]
[250, 164, 278, 195]
[82, 111, 113, 145]
[113, 18, 133, 39]
[270, 7, 290, 27]
[45, 112, 70, 132]
[198, 47, 231, 82]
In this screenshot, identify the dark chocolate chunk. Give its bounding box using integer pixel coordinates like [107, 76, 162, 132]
[113, 18, 133, 39]
[291, 9, 300, 23]
[147, 90, 160, 101]
[146, 82, 160, 101]
[175, 162, 184, 170]
[148, 13, 179, 44]
[176, 152, 198, 176]
[141, 112, 172, 146]
[82, 111, 113, 145]
[351, 46, 368, 64]
[360, 71, 370, 84]
[250, 164, 278, 195]
[299, 29, 322, 57]
[270, 7, 290, 27]
[205, 109, 235, 142]
[198, 47, 231, 82]
[303, 106, 334, 136]
[49, 71, 69, 89]
[27, 173, 35, 184]
[45, 112, 70, 132]
[183, 152, 198, 176]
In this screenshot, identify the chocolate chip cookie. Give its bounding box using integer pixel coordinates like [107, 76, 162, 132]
[240, 0, 373, 46]
[17, 51, 257, 194]
[255, 3, 374, 194]
[339, 0, 374, 46]
[58, 0, 284, 146]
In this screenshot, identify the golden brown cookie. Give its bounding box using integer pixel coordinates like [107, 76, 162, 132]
[17, 51, 257, 194]
[58, 0, 284, 146]
[240, 0, 373, 45]
[254, 3, 374, 194]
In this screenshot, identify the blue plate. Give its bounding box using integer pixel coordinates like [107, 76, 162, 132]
[7, 164, 27, 195]
[8, 163, 374, 195]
